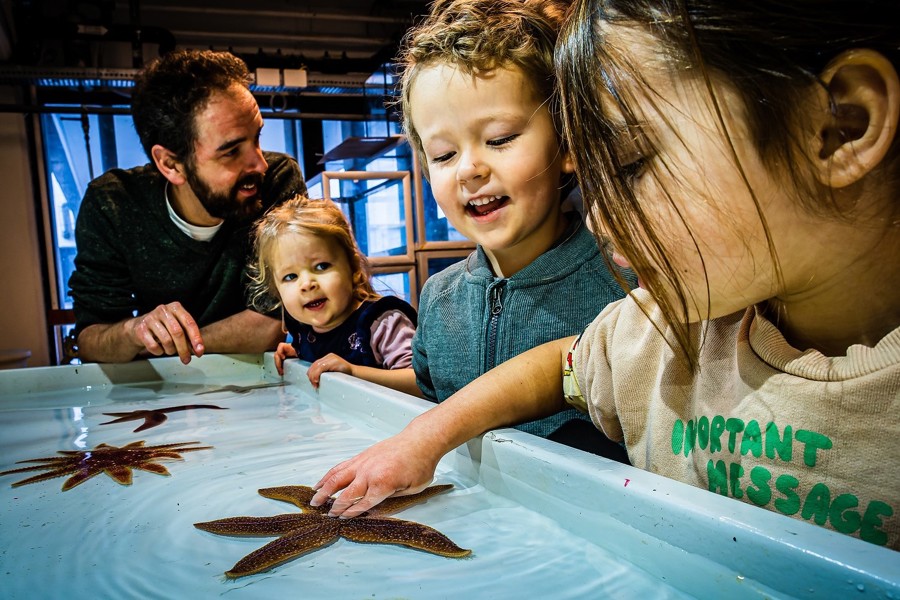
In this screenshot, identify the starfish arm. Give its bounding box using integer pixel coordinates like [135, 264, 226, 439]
[102, 466, 135, 486]
[133, 412, 168, 432]
[133, 463, 171, 476]
[140, 444, 212, 459]
[164, 405, 229, 413]
[195, 514, 320, 536]
[369, 484, 455, 516]
[146, 451, 187, 460]
[6, 467, 76, 487]
[172, 446, 214, 454]
[195, 385, 239, 395]
[258, 486, 329, 515]
[341, 517, 471, 558]
[1, 461, 65, 474]
[6, 456, 71, 465]
[224, 520, 341, 578]
[99, 411, 150, 424]
[61, 468, 106, 490]
[146, 442, 206, 450]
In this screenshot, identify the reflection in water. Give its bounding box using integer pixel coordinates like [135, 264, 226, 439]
[71, 406, 89, 448]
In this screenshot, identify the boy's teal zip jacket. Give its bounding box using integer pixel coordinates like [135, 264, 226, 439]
[412, 215, 633, 438]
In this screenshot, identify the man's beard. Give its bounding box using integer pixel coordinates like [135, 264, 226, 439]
[184, 163, 265, 222]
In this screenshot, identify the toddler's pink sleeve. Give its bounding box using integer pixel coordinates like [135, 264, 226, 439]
[370, 310, 416, 369]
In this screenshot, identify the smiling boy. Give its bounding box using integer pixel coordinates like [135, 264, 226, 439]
[403, 0, 632, 453]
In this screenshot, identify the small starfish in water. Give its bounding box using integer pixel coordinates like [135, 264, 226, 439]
[194, 382, 285, 395]
[101, 404, 228, 432]
[0, 440, 211, 491]
[194, 484, 471, 578]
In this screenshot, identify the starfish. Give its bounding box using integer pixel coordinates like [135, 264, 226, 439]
[100, 404, 228, 432]
[194, 382, 286, 395]
[0, 440, 211, 491]
[194, 484, 471, 578]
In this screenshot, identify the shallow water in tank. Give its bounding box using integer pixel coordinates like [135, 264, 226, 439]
[0, 374, 697, 599]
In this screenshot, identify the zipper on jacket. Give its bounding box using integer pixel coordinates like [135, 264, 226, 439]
[485, 281, 506, 371]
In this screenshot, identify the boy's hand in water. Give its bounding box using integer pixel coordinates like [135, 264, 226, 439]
[306, 353, 354, 389]
[310, 428, 442, 518]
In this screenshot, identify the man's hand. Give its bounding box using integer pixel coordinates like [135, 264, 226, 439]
[77, 302, 204, 364]
[127, 301, 204, 364]
[78, 307, 283, 364]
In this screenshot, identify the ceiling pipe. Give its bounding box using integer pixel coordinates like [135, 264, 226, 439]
[0, 103, 380, 121]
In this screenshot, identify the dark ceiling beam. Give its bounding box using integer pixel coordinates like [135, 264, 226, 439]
[138, 5, 413, 25]
[169, 29, 393, 48]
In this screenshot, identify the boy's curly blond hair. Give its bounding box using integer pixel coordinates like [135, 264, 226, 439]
[399, 0, 572, 172]
[247, 195, 379, 313]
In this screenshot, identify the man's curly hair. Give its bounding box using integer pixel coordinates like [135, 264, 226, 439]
[131, 49, 253, 163]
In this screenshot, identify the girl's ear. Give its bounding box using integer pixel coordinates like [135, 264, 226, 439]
[150, 144, 188, 186]
[810, 49, 899, 188]
[561, 147, 576, 174]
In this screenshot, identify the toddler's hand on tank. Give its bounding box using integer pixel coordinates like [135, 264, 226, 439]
[128, 302, 204, 364]
[310, 430, 439, 518]
[274, 342, 297, 375]
[306, 353, 354, 388]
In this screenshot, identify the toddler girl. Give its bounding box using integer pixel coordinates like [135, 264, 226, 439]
[249, 195, 419, 394]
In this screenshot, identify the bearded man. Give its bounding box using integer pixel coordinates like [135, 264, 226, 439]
[69, 50, 305, 363]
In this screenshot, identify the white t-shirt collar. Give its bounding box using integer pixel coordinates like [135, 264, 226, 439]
[165, 183, 223, 242]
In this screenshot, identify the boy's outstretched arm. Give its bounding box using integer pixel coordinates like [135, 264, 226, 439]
[311, 335, 576, 517]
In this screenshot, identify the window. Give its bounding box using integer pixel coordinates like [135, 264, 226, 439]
[41, 108, 299, 312]
[41, 109, 144, 311]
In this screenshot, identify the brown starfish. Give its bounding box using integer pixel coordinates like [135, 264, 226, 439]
[194, 382, 286, 395]
[0, 440, 211, 491]
[101, 404, 228, 432]
[194, 484, 471, 578]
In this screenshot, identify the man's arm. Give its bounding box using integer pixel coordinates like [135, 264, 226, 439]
[77, 301, 206, 364]
[77, 321, 147, 363]
[197, 309, 285, 354]
[77, 307, 282, 363]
